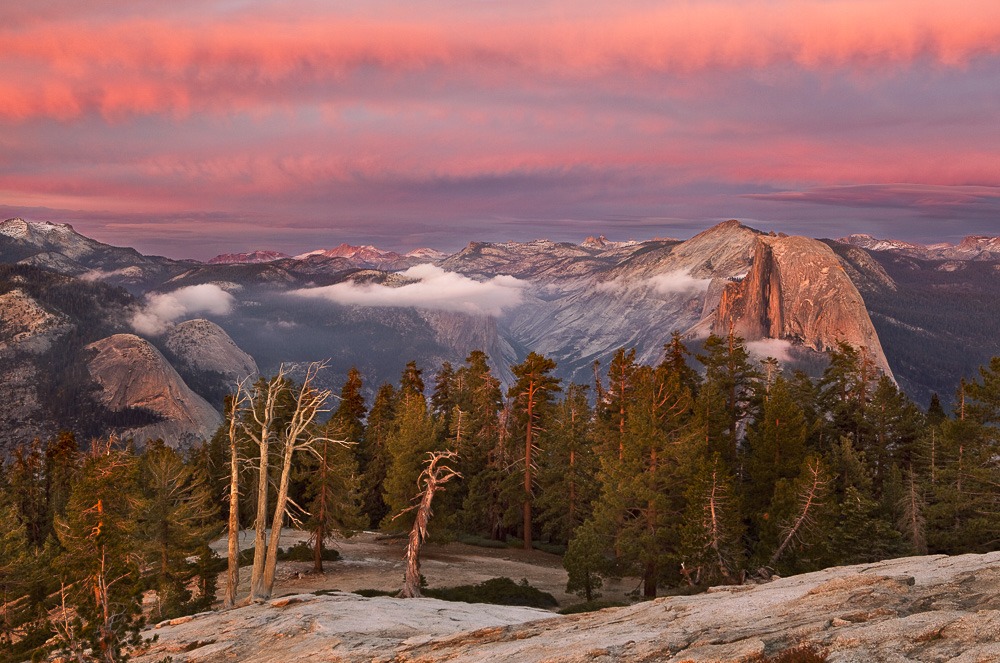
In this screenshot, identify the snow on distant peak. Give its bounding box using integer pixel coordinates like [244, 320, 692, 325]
[839, 234, 925, 253]
[208, 250, 290, 265]
[404, 247, 447, 261]
[0, 218, 31, 239]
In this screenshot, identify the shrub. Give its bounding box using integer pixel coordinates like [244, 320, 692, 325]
[425, 577, 558, 609]
[558, 600, 626, 615]
[277, 542, 341, 562]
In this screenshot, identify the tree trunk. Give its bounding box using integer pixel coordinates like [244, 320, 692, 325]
[249, 434, 269, 600]
[398, 452, 460, 598]
[523, 384, 535, 551]
[770, 460, 825, 567]
[643, 560, 657, 598]
[261, 436, 297, 599]
[224, 426, 240, 608]
[313, 440, 328, 574]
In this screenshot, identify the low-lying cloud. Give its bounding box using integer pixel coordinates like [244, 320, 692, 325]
[746, 338, 795, 363]
[289, 264, 528, 316]
[132, 283, 235, 335]
[646, 270, 711, 296]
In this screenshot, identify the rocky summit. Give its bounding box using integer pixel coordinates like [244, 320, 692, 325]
[136, 552, 1000, 663]
[86, 334, 222, 445]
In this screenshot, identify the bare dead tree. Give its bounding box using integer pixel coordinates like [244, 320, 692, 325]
[245, 366, 287, 601]
[223, 379, 250, 609]
[770, 458, 829, 567]
[259, 362, 335, 599]
[898, 469, 927, 554]
[393, 451, 461, 598]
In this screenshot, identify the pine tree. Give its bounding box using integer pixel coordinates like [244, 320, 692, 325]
[564, 523, 606, 602]
[678, 453, 744, 585]
[381, 364, 442, 531]
[507, 352, 561, 550]
[584, 363, 693, 596]
[45, 431, 79, 528]
[139, 441, 220, 619]
[696, 330, 761, 468]
[451, 351, 505, 539]
[300, 413, 365, 573]
[744, 374, 809, 538]
[358, 383, 397, 528]
[535, 383, 598, 545]
[0, 489, 31, 648]
[54, 440, 145, 662]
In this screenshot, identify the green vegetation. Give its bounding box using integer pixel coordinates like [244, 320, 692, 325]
[3, 336, 1000, 659]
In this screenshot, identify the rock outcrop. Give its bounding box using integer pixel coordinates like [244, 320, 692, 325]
[135, 552, 1000, 662]
[713, 234, 893, 379]
[0, 289, 73, 447]
[165, 319, 258, 383]
[86, 334, 222, 445]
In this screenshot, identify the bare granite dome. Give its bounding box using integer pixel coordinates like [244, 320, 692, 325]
[136, 551, 1000, 662]
[86, 333, 222, 445]
[713, 234, 893, 380]
[165, 318, 258, 383]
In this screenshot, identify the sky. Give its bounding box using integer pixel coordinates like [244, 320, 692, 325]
[2, 1, 999, 260]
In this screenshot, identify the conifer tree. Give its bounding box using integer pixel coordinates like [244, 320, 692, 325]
[535, 383, 598, 545]
[597, 348, 637, 461]
[564, 523, 605, 602]
[696, 330, 761, 467]
[678, 453, 744, 585]
[139, 441, 219, 619]
[744, 374, 809, 535]
[382, 363, 443, 531]
[54, 439, 145, 662]
[443, 351, 503, 533]
[8, 439, 48, 549]
[45, 431, 79, 528]
[507, 352, 561, 550]
[0, 489, 30, 648]
[301, 378, 366, 572]
[582, 362, 693, 596]
[358, 383, 397, 528]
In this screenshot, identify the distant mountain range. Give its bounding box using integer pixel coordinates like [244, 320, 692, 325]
[3, 216, 1000, 452]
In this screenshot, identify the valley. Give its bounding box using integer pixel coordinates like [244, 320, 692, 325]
[5, 217, 998, 451]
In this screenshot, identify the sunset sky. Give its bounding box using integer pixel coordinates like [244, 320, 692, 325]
[2, 1, 999, 259]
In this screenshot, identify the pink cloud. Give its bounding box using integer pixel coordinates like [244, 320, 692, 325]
[2, 2, 999, 121]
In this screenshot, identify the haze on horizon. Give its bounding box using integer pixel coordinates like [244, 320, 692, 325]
[2, 1, 999, 261]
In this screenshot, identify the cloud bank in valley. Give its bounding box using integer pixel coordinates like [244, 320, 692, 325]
[646, 270, 712, 296]
[132, 283, 235, 335]
[289, 264, 528, 316]
[746, 339, 795, 363]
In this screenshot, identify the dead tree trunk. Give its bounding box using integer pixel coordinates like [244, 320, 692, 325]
[224, 380, 249, 609]
[260, 363, 333, 600]
[770, 458, 828, 567]
[247, 369, 286, 602]
[395, 451, 461, 598]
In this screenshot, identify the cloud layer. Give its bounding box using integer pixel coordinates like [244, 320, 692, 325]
[3, 2, 999, 256]
[289, 264, 527, 316]
[132, 283, 235, 335]
[646, 271, 712, 297]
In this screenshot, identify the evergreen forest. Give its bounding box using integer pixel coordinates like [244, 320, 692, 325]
[3, 332, 1000, 661]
